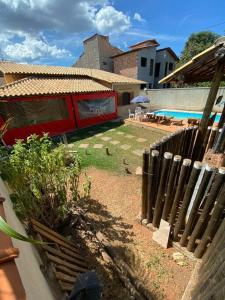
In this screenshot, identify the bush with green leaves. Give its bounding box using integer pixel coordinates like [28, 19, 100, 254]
[0, 134, 90, 228]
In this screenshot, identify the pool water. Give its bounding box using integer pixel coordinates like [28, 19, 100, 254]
[154, 109, 221, 123]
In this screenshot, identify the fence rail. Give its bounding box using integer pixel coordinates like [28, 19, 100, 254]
[141, 126, 225, 258]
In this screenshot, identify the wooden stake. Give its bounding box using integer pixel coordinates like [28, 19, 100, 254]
[162, 155, 182, 220]
[152, 152, 173, 228]
[169, 159, 192, 226]
[206, 127, 218, 152]
[180, 164, 214, 247]
[141, 149, 150, 220]
[187, 167, 225, 252]
[194, 182, 225, 258]
[173, 161, 203, 241]
[218, 103, 225, 129]
[147, 150, 159, 223]
[200, 126, 212, 159]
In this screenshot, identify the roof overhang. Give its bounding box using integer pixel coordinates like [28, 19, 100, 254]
[159, 37, 225, 84]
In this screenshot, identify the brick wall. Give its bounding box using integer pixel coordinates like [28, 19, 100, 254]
[113, 51, 138, 79]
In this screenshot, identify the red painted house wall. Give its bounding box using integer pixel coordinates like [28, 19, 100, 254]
[0, 91, 117, 145]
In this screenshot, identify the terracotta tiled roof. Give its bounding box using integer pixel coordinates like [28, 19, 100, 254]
[0, 62, 145, 84]
[0, 77, 111, 98]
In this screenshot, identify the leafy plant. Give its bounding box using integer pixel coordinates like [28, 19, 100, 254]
[0, 134, 89, 229]
[0, 216, 44, 244]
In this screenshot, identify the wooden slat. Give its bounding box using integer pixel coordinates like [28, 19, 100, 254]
[42, 244, 86, 267]
[59, 280, 74, 292]
[54, 271, 77, 283]
[59, 246, 84, 260]
[46, 253, 88, 273]
[55, 264, 81, 277]
[32, 224, 79, 254]
[31, 219, 78, 248]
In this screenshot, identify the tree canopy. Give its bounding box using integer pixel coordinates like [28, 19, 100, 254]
[178, 31, 220, 67]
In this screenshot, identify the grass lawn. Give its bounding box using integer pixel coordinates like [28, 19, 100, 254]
[66, 121, 168, 174]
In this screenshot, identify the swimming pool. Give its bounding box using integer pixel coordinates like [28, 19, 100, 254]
[154, 109, 221, 123]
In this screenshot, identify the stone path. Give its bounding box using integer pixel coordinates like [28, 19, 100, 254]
[132, 149, 143, 156]
[116, 131, 125, 135]
[136, 138, 147, 143]
[79, 144, 89, 148]
[93, 144, 104, 149]
[101, 136, 112, 141]
[96, 133, 103, 137]
[110, 140, 120, 145]
[125, 134, 135, 139]
[120, 144, 131, 150]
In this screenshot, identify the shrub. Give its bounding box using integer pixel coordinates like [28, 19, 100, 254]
[0, 134, 89, 228]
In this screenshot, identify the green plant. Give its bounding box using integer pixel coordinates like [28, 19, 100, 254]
[0, 134, 88, 228]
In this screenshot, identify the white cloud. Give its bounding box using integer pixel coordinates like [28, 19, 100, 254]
[95, 6, 131, 34]
[3, 34, 71, 61]
[134, 13, 145, 22]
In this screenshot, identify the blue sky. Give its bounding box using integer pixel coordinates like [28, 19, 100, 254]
[0, 0, 225, 66]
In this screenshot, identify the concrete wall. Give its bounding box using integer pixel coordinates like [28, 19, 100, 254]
[0, 179, 55, 300]
[114, 83, 140, 108]
[140, 87, 225, 112]
[154, 50, 176, 89]
[137, 47, 156, 88]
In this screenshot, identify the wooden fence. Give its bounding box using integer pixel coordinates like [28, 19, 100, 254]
[190, 219, 225, 299]
[141, 128, 225, 258]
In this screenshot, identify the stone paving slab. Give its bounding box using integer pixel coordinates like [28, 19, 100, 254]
[125, 134, 135, 139]
[132, 149, 143, 156]
[110, 140, 120, 145]
[79, 144, 89, 149]
[116, 131, 125, 135]
[93, 144, 103, 149]
[120, 144, 131, 150]
[108, 128, 115, 132]
[101, 136, 112, 141]
[95, 133, 103, 137]
[136, 137, 147, 142]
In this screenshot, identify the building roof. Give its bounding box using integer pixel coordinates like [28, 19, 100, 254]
[0, 62, 144, 85]
[0, 77, 112, 99]
[129, 39, 160, 49]
[159, 37, 225, 84]
[83, 33, 108, 43]
[156, 47, 179, 61]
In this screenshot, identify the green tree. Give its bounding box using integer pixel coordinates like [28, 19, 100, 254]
[178, 31, 220, 67]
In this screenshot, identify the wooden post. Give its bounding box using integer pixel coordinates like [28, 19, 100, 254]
[213, 124, 225, 153]
[162, 155, 182, 220]
[180, 164, 214, 247]
[188, 126, 199, 159]
[173, 162, 203, 241]
[194, 60, 225, 160]
[194, 182, 225, 258]
[187, 167, 225, 252]
[147, 150, 159, 223]
[200, 126, 212, 159]
[141, 149, 150, 220]
[206, 127, 218, 151]
[169, 159, 192, 226]
[218, 103, 225, 129]
[152, 152, 173, 228]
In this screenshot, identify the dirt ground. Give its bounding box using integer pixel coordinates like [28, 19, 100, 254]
[78, 167, 195, 300]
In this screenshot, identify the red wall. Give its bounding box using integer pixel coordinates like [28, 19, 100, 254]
[1, 92, 117, 145]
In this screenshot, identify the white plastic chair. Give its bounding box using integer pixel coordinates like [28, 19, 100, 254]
[128, 109, 135, 119]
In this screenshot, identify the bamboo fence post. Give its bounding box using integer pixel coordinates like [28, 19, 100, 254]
[147, 150, 159, 223]
[152, 152, 173, 228]
[183, 127, 193, 158]
[180, 164, 215, 247]
[187, 167, 225, 252]
[162, 155, 182, 221]
[200, 126, 212, 158]
[213, 124, 225, 153]
[206, 127, 218, 151]
[173, 161, 203, 241]
[194, 182, 225, 258]
[187, 126, 198, 159]
[141, 149, 150, 220]
[169, 159, 192, 226]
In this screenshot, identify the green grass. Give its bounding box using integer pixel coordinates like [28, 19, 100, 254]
[65, 121, 168, 174]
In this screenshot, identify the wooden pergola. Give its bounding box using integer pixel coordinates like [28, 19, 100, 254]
[159, 37, 225, 159]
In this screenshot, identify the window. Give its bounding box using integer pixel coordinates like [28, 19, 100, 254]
[103, 61, 107, 65]
[164, 62, 168, 76]
[149, 59, 154, 76]
[0, 97, 69, 129]
[141, 84, 147, 90]
[155, 63, 160, 77]
[141, 57, 147, 67]
[169, 63, 173, 71]
[149, 83, 152, 89]
[77, 97, 115, 119]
